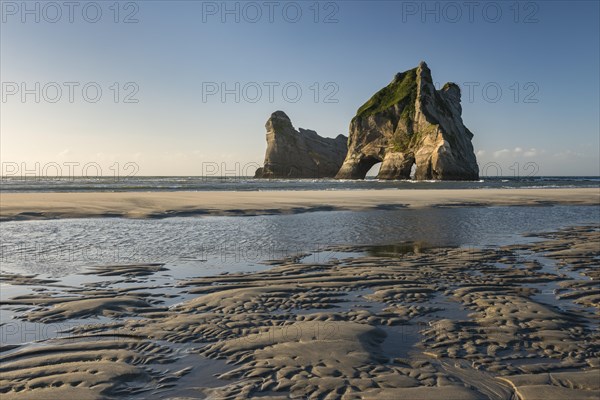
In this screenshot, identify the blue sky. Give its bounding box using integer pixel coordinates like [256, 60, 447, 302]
[1, 0, 599, 176]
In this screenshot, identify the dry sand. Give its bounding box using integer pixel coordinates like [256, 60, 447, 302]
[1, 225, 598, 399]
[1, 188, 599, 221]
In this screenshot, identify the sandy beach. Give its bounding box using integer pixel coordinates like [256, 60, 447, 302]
[1, 223, 599, 399]
[1, 188, 599, 221]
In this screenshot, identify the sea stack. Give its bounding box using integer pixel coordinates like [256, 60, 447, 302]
[255, 111, 347, 178]
[335, 61, 479, 180]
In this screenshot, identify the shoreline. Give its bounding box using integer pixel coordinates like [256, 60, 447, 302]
[1, 188, 598, 221]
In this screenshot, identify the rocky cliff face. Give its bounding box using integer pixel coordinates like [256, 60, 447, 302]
[335, 62, 479, 180]
[255, 111, 347, 178]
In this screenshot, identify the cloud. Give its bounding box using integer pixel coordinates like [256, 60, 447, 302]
[524, 148, 538, 157]
[493, 149, 511, 158]
[491, 147, 544, 159]
[476, 150, 486, 157]
[58, 148, 70, 157]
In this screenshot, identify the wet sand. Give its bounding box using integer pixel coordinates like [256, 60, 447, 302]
[1, 188, 599, 221]
[1, 225, 598, 399]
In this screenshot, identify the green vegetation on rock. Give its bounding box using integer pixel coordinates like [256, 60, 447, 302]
[390, 124, 438, 152]
[391, 130, 422, 152]
[354, 68, 418, 120]
[441, 82, 458, 91]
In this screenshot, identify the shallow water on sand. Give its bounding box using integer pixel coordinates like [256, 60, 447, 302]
[1, 205, 597, 347]
[1, 205, 598, 277]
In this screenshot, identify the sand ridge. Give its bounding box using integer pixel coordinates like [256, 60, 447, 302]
[1, 188, 599, 221]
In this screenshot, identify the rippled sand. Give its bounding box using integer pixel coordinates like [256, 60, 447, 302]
[1, 225, 599, 399]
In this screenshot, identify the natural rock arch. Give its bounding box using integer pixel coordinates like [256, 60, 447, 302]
[351, 156, 383, 179]
[335, 62, 479, 181]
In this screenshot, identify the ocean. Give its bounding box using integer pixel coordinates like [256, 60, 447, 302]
[0, 176, 598, 192]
